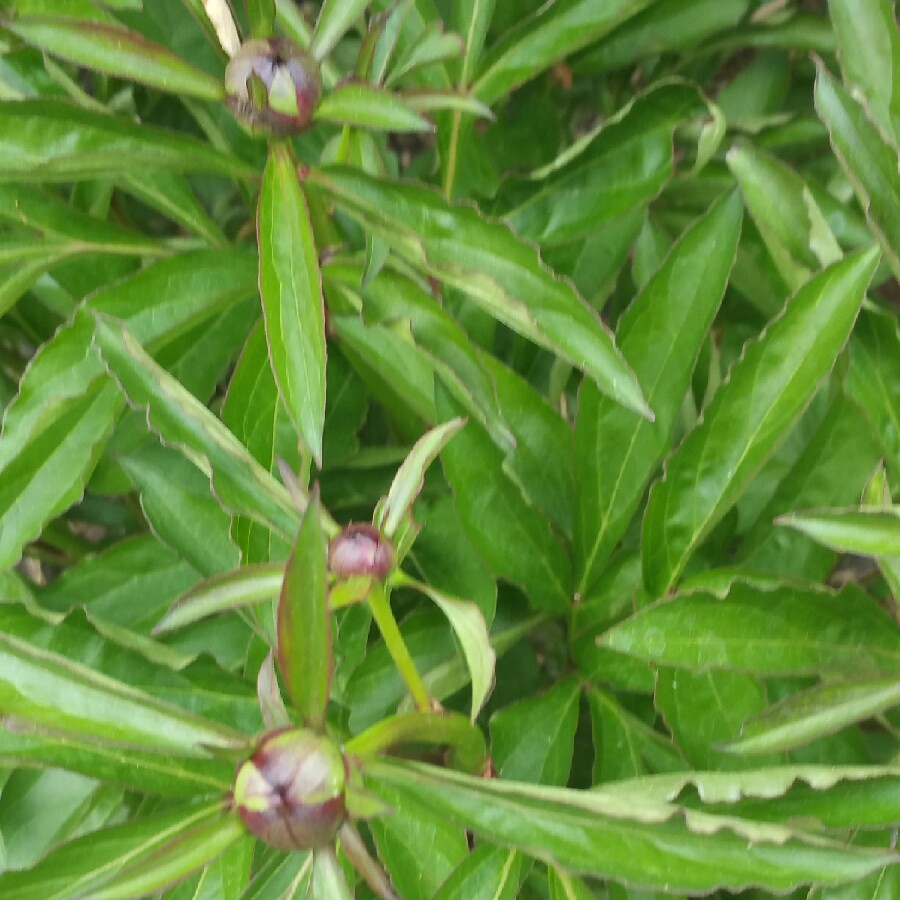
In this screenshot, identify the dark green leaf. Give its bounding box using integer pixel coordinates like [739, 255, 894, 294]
[0, 101, 252, 181]
[575, 191, 742, 594]
[311, 0, 371, 60]
[307, 166, 650, 419]
[92, 315, 300, 539]
[5, 17, 225, 101]
[367, 759, 898, 893]
[258, 143, 327, 466]
[316, 83, 434, 132]
[473, 0, 656, 104]
[490, 677, 580, 785]
[436, 386, 572, 613]
[642, 248, 879, 596]
[723, 676, 900, 755]
[815, 65, 900, 280]
[601, 580, 900, 676]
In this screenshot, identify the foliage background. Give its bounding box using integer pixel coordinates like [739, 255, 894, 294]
[0, 0, 898, 897]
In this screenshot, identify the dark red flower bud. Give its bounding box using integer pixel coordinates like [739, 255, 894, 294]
[224, 38, 321, 136]
[328, 524, 394, 580]
[233, 728, 346, 850]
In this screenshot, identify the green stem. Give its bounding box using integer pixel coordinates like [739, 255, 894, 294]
[345, 710, 487, 774]
[367, 582, 431, 712]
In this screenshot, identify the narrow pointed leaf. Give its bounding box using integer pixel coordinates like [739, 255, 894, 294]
[815, 65, 900, 280]
[0, 802, 234, 900]
[258, 143, 327, 465]
[473, 0, 656, 105]
[308, 166, 650, 419]
[5, 17, 225, 101]
[0, 728, 232, 796]
[600, 580, 900, 676]
[154, 564, 284, 634]
[575, 191, 742, 594]
[829, 0, 900, 144]
[277, 496, 331, 730]
[776, 507, 900, 557]
[432, 845, 522, 900]
[0, 101, 252, 182]
[367, 759, 897, 893]
[316, 83, 434, 132]
[405, 577, 495, 720]
[0, 629, 244, 750]
[376, 418, 465, 539]
[88, 810, 246, 900]
[723, 676, 900, 755]
[92, 315, 299, 538]
[311, 0, 371, 61]
[642, 247, 879, 596]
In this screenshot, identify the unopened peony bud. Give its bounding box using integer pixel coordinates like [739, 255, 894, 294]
[328, 524, 393, 580]
[233, 728, 346, 850]
[225, 38, 321, 136]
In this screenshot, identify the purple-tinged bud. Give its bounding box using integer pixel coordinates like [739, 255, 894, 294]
[328, 524, 393, 580]
[225, 38, 321, 136]
[233, 728, 346, 850]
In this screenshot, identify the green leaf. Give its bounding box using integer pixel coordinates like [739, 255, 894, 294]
[277, 495, 330, 730]
[436, 387, 572, 613]
[727, 143, 842, 288]
[119, 445, 240, 577]
[815, 65, 900, 280]
[154, 564, 283, 635]
[736, 394, 881, 582]
[88, 810, 246, 900]
[600, 580, 900, 676]
[0, 628, 244, 751]
[776, 507, 900, 557]
[829, 0, 900, 145]
[575, 190, 742, 594]
[0, 184, 168, 254]
[316, 83, 434, 132]
[433, 845, 522, 900]
[0, 250, 259, 569]
[368, 776, 469, 900]
[587, 686, 684, 782]
[5, 17, 225, 101]
[504, 82, 706, 247]
[846, 308, 900, 473]
[573, 0, 750, 75]
[0, 100, 252, 181]
[376, 418, 465, 540]
[258, 143, 327, 466]
[367, 759, 898, 893]
[308, 166, 650, 419]
[311, 0, 371, 61]
[402, 576, 495, 720]
[473, 0, 656, 104]
[0, 728, 232, 796]
[655, 668, 771, 769]
[0, 802, 237, 900]
[490, 677, 580, 786]
[245, 0, 276, 38]
[723, 676, 900, 756]
[92, 315, 299, 539]
[38, 534, 198, 632]
[641, 247, 879, 596]
[311, 848, 352, 900]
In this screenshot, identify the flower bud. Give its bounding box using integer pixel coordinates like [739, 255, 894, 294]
[224, 38, 321, 136]
[328, 524, 393, 580]
[233, 728, 346, 850]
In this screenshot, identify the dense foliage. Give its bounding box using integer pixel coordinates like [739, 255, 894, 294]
[0, 0, 898, 897]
